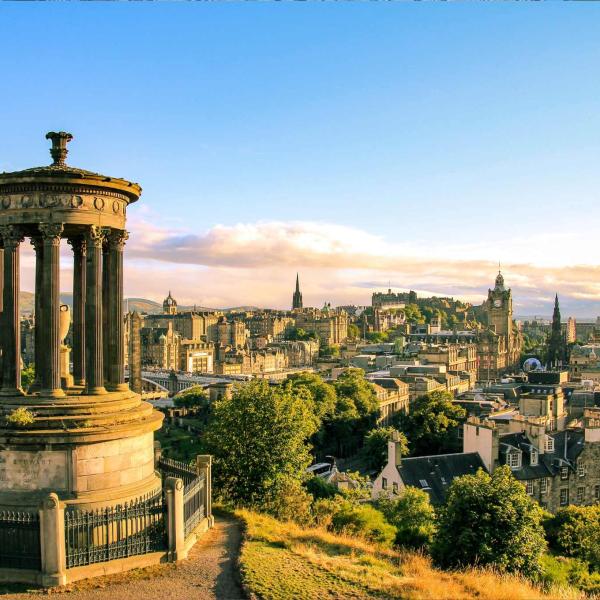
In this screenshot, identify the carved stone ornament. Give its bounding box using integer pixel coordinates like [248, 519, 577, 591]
[107, 229, 129, 250]
[0, 225, 24, 247]
[1, 197, 11, 209]
[67, 236, 86, 256]
[86, 225, 105, 248]
[93, 196, 105, 211]
[39, 222, 64, 243]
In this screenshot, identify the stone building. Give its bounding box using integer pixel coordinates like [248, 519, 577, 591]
[478, 271, 523, 380]
[464, 410, 600, 512]
[140, 322, 180, 371]
[294, 305, 349, 346]
[216, 316, 247, 348]
[370, 377, 410, 425]
[372, 289, 411, 310]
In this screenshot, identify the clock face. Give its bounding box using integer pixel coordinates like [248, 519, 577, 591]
[493, 299, 502, 308]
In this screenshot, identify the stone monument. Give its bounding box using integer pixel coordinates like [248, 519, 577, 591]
[0, 132, 164, 511]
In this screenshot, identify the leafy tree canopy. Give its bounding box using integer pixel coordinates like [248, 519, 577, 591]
[398, 390, 466, 456]
[286, 372, 337, 421]
[432, 466, 546, 579]
[174, 385, 209, 409]
[377, 487, 437, 550]
[203, 379, 318, 511]
[363, 427, 408, 473]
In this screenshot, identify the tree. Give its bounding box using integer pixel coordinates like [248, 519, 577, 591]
[333, 368, 378, 418]
[174, 385, 209, 409]
[21, 364, 35, 391]
[399, 390, 466, 456]
[432, 466, 546, 578]
[377, 487, 436, 549]
[347, 323, 360, 340]
[202, 379, 318, 511]
[286, 372, 337, 421]
[545, 505, 600, 570]
[363, 427, 408, 473]
[404, 304, 424, 324]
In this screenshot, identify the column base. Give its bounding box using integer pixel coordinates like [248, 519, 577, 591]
[74, 379, 86, 387]
[85, 386, 107, 396]
[41, 572, 67, 587]
[40, 388, 66, 399]
[0, 387, 24, 397]
[106, 383, 130, 392]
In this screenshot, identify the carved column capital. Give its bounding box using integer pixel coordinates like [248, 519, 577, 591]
[0, 225, 24, 248]
[39, 223, 64, 246]
[107, 229, 129, 251]
[67, 236, 87, 256]
[86, 225, 105, 248]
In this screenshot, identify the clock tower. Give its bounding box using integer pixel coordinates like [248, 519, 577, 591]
[486, 271, 513, 338]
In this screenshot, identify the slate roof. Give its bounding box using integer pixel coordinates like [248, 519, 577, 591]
[397, 452, 487, 504]
[498, 429, 585, 481]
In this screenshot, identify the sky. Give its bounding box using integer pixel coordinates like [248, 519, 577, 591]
[2, 4, 600, 317]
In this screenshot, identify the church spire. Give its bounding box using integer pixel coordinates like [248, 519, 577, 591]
[292, 273, 303, 310]
[547, 293, 565, 368]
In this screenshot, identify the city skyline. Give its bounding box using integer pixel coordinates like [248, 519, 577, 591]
[3, 5, 600, 315]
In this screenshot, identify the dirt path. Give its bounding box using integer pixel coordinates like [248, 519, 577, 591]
[1, 516, 245, 600]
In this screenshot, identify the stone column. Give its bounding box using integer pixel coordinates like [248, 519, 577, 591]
[0, 225, 24, 396]
[129, 311, 142, 394]
[67, 237, 86, 386]
[38, 493, 67, 587]
[85, 226, 106, 395]
[30, 237, 44, 390]
[165, 477, 185, 561]
[106, 230, 129, 391]
[102, 239, 109, 385]
[39, 223, 65, 398]
[196, 454, 214, 528]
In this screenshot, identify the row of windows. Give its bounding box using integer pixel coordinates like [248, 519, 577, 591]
[381, 477, 399, 494]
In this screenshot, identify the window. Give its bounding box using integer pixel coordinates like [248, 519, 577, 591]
[419, 479, 429, 489]
[578, 462, 586, 478]
[392, 482, 399, 494]
[560, 467, 569, 480]
[540, 478, 548, 494]
[382, 477, 388, 490]
[545, 437, 555, 452]
[530, 449, 538, 466]
[595, 485, 600, 501]
[525, 481, 534, 495]
[577, 486, 585, 504]
[507, 452, 521, 469]
[560, 488, 569, 506]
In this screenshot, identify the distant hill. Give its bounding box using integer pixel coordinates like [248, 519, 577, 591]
[18, 293, 260, 316]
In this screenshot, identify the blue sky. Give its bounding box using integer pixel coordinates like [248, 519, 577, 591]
[2, 5, 600, 316]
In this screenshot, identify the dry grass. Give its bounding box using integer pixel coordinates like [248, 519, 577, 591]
[237, 509, 582, 600]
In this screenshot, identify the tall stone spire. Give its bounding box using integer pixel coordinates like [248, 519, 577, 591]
[292, 273, 303, 310]
[547, 293, 565, 368]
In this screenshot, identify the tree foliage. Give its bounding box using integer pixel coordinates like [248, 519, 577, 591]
[377, 487, 437, 549]
[432, 466, 546, 578]
[363, 427, 408, 473]
[21, 364, 35, 391]
[545, 505, 600, 570]
[398, 390, 466, 456]
[330, 501, 396, 546]
[203, 379, 318, 511]
[174, 385, 209, 409]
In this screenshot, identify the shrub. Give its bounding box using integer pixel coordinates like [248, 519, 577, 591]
[331, 502, 396, 546]
[432, 466, 546, 579]
[305, 476, 339, 500]
[6, 407, 35, 428]
[377, 487, 437, 549]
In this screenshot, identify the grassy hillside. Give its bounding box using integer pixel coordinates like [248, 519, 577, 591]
[236, 510, 581, 600]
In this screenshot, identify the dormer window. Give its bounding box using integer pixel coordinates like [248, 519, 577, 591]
[507, 451, 521, 469]
[531, 449, 538, 466]
[545, 436, 555, 453]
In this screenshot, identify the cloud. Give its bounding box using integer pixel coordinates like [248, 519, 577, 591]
[117, 216, 600, 316]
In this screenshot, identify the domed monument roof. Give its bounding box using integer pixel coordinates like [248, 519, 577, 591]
[0, 132, 141, 230]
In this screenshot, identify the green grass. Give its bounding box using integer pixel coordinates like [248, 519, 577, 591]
[237, 510, 583, 600]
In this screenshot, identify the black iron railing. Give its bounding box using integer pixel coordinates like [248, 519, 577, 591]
[64, 490, 167, 568]
[157, 456, 197, 487]
[184, 475, 206, 537]
[0, 510, 41, 570]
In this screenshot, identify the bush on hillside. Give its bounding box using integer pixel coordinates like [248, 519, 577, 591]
[432, 466, 546, 579]
[331, 501, 396, 546]
[377, 487, 437, 550]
